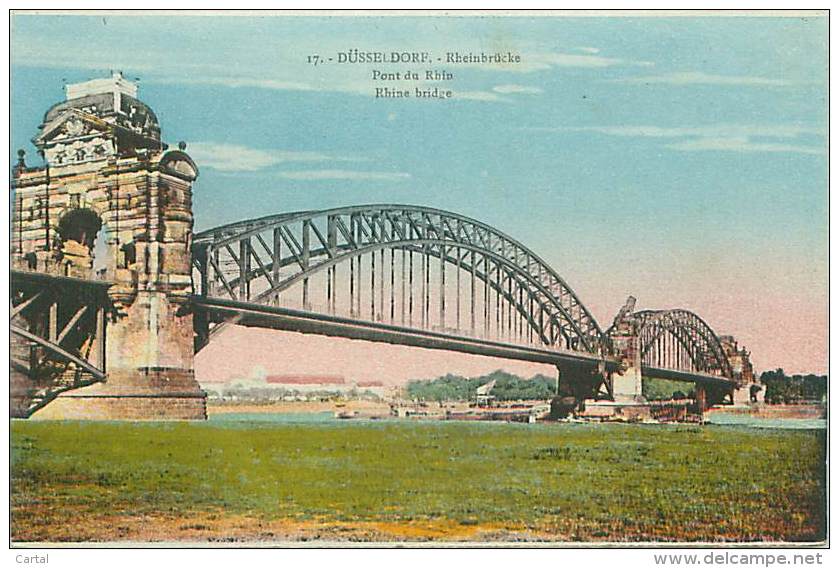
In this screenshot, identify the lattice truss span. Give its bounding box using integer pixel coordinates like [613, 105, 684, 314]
[633, 309, 734, 379]
[192, 205, 607, 355]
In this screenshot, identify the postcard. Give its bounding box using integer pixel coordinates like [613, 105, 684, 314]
[8, 10, 828, 548]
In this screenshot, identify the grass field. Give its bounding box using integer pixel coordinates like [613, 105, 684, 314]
[11, 420, 826, 543]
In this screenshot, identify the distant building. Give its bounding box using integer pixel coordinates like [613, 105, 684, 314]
[262, 375, 387, 397]
[265, 375, 346, 392]
[356, 380, 388, 397]
[266, 375, 345, 386]
[476, 379, 496, 407]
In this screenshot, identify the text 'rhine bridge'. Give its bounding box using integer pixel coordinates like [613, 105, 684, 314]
[10, 74, 758, 419]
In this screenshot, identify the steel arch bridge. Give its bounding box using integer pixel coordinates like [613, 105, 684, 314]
[632, 309, 734, 380]
[11, 202, 744, 417]
[8, 76, 751, 420]
[604, 303, 739, 405]
[191, 205, 609, 364]
[187, 203, 744, 400]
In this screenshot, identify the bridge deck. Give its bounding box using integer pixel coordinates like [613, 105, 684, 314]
[191, 296, 618, 372]
[10, 271, 737, 390]
[11, 269, 113, 289]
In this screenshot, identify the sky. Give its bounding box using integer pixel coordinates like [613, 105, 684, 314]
[10, 13, 828, 381]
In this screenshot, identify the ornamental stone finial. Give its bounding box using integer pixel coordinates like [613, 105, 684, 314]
[15, 149, 26, 172]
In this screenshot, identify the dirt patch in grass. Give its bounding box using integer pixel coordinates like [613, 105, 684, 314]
[12, 503, 536, 543]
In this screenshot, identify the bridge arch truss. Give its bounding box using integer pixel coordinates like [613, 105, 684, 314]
[631, 309, 734, 379]
[192, 205, 607, 356]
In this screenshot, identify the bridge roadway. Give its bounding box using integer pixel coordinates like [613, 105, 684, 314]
[192, 295, 614, 370]
[191, 295, 739, 390]
[9, 269, 739, 391]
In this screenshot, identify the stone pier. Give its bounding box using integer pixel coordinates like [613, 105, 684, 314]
[11, 73, 206, 419]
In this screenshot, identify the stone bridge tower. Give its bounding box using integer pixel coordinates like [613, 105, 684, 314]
[11, 73, 206, 419]
[608, 296, 644, 401]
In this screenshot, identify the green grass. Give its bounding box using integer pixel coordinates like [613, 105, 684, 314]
[11, 420, 826, 542]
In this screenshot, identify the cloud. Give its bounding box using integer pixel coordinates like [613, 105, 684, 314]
[611, 71, 794, 87]
[527, 123, 825, 156]
[188, 142, 361, 172]
[666, 137, 824, 155]
[177, 143, 414, 181]
[488, 51, 652, 73]
[545, 124, 824, 139]
[453, 85, 544, 102]
[166, 76, 321, 93]
[534, 52, 652, 69]
[275, 170, 411, 181]
[455, 90, 507, 102]
[492, 84, 543, 95]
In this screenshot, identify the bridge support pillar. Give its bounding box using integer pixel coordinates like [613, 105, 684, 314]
[550, 360, 608, 418]
[32, 290, 207, 421]
[608, 312, 645, 402]
[695, 384, 707, 421]
[732, 383, 763, 405]
[612, 366, 644, 402]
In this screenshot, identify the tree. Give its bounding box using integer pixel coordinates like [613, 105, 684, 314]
[760, 368, 827, 404]
[405, 371, 557, 402]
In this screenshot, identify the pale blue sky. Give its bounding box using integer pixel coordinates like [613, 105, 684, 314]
[10, 14, 828, 372]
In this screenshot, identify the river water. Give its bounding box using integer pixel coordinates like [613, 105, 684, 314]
[705, 412, 826, 429]
[208, 410, 826, 429]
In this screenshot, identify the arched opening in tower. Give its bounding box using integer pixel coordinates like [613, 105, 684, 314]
[57, 208, 102, 271]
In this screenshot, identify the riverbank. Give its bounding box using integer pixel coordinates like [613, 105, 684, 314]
[208, 400, 827, 425]
[207, 399, 545, 421]
[207, 399, 393, 416]
[706, 403, 826, 419]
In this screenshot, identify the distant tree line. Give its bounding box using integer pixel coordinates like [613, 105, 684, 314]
[642, 377, 692, 401]
[760, 369, 827, 404]
[405, 368, 828, 405]
[405, 370, 557, 402]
